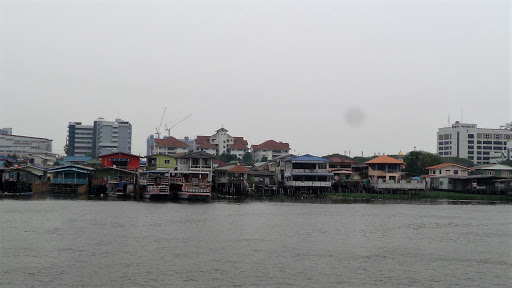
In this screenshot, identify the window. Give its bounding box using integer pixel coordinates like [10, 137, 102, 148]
[468, 146, 474, 149]
[506, 135, 511, 140]
[468, 151, 474, 154]
[495, 134, 501, 139]
[439, 147, 443, 151]
[164, 160, 170, 164]
[468, 140, 474, 144]
[485, 134, 490, 139]
[454, 170, 458, 175]
[468, 156, 474, 160]
[468, 134, 474, 139]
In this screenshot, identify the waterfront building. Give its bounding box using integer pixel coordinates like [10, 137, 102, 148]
[214, 164, 250, 191]
[146, 154, 177, 171]
[171, 151, 216, 200]
[67, 118, 132, 157]
[251, 140, 290, 162]
[151, 136, 189, 155]
[472, 164, 512, 178]
[98, 152, 140, 171]
[328, 156, 358, 170]
[0, 132, 53, 158]
[282, 154, 333, 189]
[437, 121, 512, 165]
[194, 128, 249, 158]
[426, 163, 472, 177]
[48, 165, 94, 185]
[364, 155, 405, 183]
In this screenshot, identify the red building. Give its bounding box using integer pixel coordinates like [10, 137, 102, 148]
[99, 152, 140, 171]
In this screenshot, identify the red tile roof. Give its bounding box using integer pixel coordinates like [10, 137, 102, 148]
[154, 136, 189, 148]
[228, 137, 249, 150]
[364, 155, 405, 165]
[426, 163, 472, 170]
[194, 136, 217, 149]
[228, 165, 249, 173]
[252, 140, 290, 151]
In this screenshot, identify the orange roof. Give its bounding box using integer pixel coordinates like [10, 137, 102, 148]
[252, 140, 290, 151]
[228, 165, 249, 173]
[154, 136, 188, 148]
[364, 155, 405, 165]
[426, 163, 472, 170]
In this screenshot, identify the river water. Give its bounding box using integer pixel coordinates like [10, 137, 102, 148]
[0, 198, 510, 287]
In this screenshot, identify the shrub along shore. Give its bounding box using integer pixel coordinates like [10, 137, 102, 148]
[322, 190, 509, 202]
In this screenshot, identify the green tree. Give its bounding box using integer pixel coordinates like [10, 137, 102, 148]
[499, 159, 512, 167]
[219, 153, 237, 163]
[260, 156, 268, 162]
[64, 144, 73, 156]
[242, 152, 253, 163]
[403, 151, 444, 176]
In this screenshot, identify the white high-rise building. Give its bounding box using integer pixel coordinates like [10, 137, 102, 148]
[437, 121, 512, 165]
[67, 118, 132, 157]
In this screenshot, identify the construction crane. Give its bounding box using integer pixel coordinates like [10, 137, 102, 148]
[165, 114, 191, 137]
[155, 107, 166, 139]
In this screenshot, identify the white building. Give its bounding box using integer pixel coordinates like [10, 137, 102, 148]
[437, 121, 512, 165]
[194, 128, 249, 158]
[251, 140, 290, 162]
[426, 163, 472, 177]
[151, 136, 189, 155]
[67, 118, 132, 157]
[0, 132, 53, 158]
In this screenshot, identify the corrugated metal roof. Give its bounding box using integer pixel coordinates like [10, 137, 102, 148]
[285, 154, 331, 163]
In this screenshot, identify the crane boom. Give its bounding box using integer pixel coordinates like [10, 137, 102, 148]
[165, 114, 191, 137]
[155, 107, 166, 139]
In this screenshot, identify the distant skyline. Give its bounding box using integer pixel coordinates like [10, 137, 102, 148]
[1, 0, 510, 157]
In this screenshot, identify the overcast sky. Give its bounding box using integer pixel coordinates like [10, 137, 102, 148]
[1, 0, 510, 157]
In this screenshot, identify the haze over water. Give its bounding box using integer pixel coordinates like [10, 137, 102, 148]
[1, 199, 510, 287]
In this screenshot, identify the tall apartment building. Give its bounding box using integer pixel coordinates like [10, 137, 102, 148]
[437, 121, 512, 165]
[67, 122, 94, 156]
[0, 130, 53, 158]
[67, 118, 132, 157]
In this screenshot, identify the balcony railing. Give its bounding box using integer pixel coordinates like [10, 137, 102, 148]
[51, 178, 88, 184]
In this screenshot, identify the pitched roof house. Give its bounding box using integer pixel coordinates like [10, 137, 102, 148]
[251, 140, 290, 162]
[364, 155, 405, 183]
[151, 136, 189, 155]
